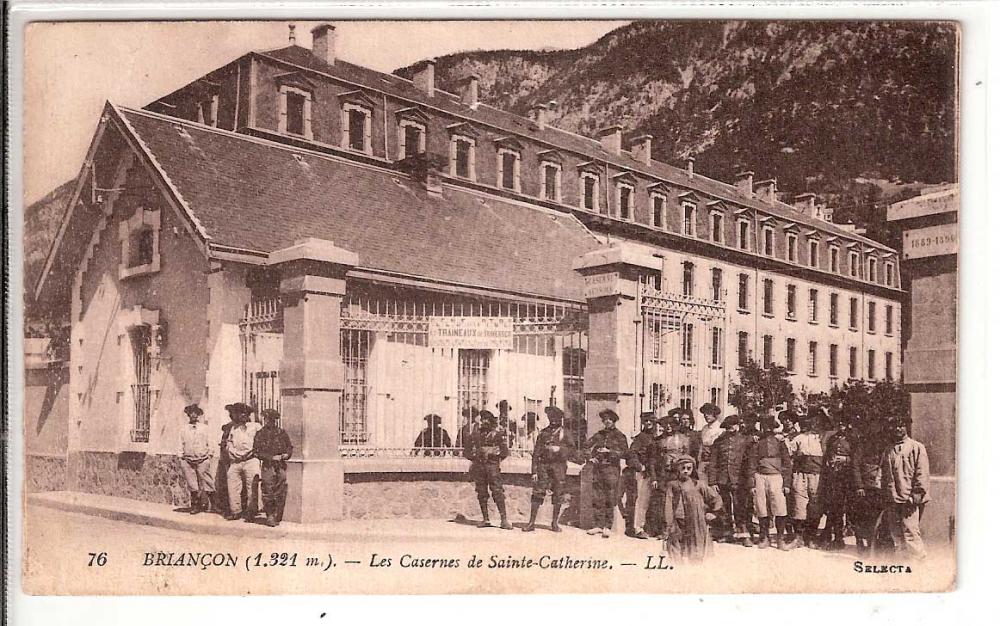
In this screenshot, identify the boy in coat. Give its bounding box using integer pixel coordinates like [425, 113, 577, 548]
[584, 409, 629, 538]
[742, 415, 793, 550]
[465, 410, 512, 529]
[524, 406, 575, 532]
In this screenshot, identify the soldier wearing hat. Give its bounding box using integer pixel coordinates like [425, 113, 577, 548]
[708, 414, 751, 544]
[223, 402, 262, 521]
[524, 405, 575, 532]
[583, 409, 629, 538]
[464, 410, 511, 529]
[178, 404, 215, 515]
[252, 408, 292, 526]
[741, 414, 793, 550]
[623, 411, 658, 538]
[880, 415, 930, 560]
[786, 407, 827, 548]
[818, 410, 858, 549]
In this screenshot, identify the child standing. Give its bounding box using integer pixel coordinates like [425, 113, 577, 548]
[662, 454, 723, 563]
[742, 415, 793, 550]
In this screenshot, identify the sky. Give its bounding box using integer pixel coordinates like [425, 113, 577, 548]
[22, 20, 628, 205]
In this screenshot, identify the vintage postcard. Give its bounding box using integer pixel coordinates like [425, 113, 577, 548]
[17, 17, 959, 596]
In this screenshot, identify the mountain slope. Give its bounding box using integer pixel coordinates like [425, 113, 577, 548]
[399, 20, 956, 199]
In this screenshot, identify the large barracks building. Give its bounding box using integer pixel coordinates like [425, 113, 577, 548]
[31, 25, 902, 522]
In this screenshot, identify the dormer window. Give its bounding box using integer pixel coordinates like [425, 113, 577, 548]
[710, 211, 724, 244]
[652, 194, 666, 229]
[886, 260, 895, 287]
[497, 147, 521, 192]
[398, 119, 426, 159]
[579, 172, 599, 211]
[763, 226, 775, 257]
[617, 183, 634, 220]
[342, 103, 373, 154]
[540, 161, 562, 202]
[279, 86, 312, 139]
[786, 233, 798, 263]
[682, 202, 696, 237]
[867, 257, 877, 283]
[849, 251, 860, 278]
[830, 246, 840, 274]
[738, 218, 750, 250]
[450, 134, 476, 181]
[809, 239, 819, 267]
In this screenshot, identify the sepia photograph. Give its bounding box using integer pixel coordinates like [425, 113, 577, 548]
[14, 13, 963, 597]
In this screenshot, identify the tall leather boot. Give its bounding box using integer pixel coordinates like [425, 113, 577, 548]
[496, 496, 512, 530]
[523, 499, 541, 532]
[189, 491, 201, 515]
[550, 502, 563, 532]
[477, 498, 491, 528]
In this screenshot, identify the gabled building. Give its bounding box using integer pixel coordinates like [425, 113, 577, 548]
[33, 24, 902, 521]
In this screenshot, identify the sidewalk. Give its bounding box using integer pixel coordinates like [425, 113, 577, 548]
[26, 490, 600, 544]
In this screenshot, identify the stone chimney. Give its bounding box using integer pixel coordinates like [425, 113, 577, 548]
[459, 74, 480, 107]
[686, 156, 695, 180]
[735, 171, 754, 198]
[529, 104, 549, 130]
[598, 125, 622, 155]
[288, 24, 297, 45]
[311, 24, 336, 65]
[629, 134, 653, 166]
[755, 178, 778, 205]
[793, 192, 816, 215]
[413, 60, 436, 98]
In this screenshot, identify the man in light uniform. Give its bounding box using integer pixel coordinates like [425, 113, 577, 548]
[881, 415, 931, 560]
[224, 402, 262, 521]
[178, 404, 214, 515]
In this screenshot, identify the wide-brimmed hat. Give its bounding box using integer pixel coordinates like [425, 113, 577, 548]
[261, 408, 281, 422]
[479, 410, 497, 425]
[721, 414, 741, 428]
[777, 410, 797, 424]
[184, 403, 204, 416]
[887, 415, 912, 427]
[224, 402, 254, 416]
[598, 409, 619, 423]
[424, 413, 443, 425]
[544, 406, 565, 422]
[699, 402, 721, 416]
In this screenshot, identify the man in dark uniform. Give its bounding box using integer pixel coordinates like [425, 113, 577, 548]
[622, 411, 657, 538]
[584, 409, 629, 538]
[523, 405, 575, 532]
[820, 411, 857, 550]
[252, 408, 293, 527]
[708, 414, 751, 544]
[464, 410, 511, 529]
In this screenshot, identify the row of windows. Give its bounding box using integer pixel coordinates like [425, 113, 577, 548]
[274, 89, 897, 288]
[743, 276, 894, 335]
[737, 333, 895, 381]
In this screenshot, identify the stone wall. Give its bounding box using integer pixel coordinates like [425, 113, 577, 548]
[343, 472, 582, 524]
[68, 451, 189, 507]
[25, 455, 67, 492]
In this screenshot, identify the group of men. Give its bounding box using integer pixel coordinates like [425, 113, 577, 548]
[178, 402, 292, 527]
[463, 400, 932, 561]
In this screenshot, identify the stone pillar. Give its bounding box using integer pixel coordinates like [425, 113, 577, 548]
[270, 239, 358, 523]
[573, 243, 660, 529]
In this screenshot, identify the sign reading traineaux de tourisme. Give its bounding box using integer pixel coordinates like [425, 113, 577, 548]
[428, 317, 515, 350]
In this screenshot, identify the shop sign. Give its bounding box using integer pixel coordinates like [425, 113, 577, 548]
[584, 272, 623, 299]
[428, 316, 514, 350]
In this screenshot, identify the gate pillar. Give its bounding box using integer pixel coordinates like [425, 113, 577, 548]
[573, 244, 660, 529]
[271, 238, 358, 522]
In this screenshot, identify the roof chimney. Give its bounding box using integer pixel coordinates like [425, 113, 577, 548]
[459, 74, 480, 108]
[413, 60, 436, 99]
[310, 24, 336, 65]
[598, 125, 622, 155]
[735, 171, 754, 198]
[793, 192, 816, 215]
[529, 104, 549, 130]
[629, 134, 652, 166]
[288, 24, 297, 45]
[686, 156, 695, 180]
[755, 178, 777, 205]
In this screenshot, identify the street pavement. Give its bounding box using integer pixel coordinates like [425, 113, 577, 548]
[22, 494, 954, 595]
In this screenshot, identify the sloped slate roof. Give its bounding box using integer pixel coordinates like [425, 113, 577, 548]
[258, 45, 894, 252]
[120, 107, 601, 302]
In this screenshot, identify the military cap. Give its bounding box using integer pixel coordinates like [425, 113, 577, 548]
[699, 402, 721, 417]
[224, 402, 254, 416]
[261, 408, 281, 422]
[639, 411, 656, 423]
[776, 410, 797, 424]
[721, 414, 741, 428]
[598, 409, 620, 423]
[184, 403, 204, 416]
[673, 454, 697, 469]
[544, 406, 565, 422]
[479, 409, 498, 424]
[666, 407, 683, 418]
